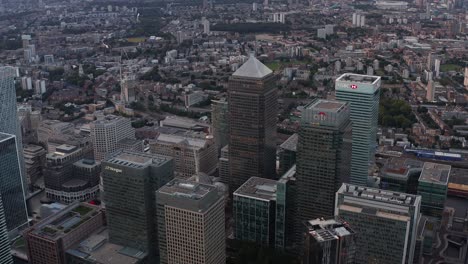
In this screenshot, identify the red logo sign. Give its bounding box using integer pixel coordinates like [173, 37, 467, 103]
[350, 84, 358, 89]
[313, 112, 327, 121]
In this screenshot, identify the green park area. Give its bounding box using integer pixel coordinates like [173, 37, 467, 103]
[440, 64, 461, 72]
[265, 60, 309, 71]
[127, 37, 146, 43]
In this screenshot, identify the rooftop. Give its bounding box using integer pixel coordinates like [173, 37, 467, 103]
[338, 183, 419, 207]
[104, 150, 170, 169]
[74, 159, 100, 169]
[234, 177, 277, 202]
[336, 73, 380, 84]
[31, 203, 100, 240]
[0, 132, 14, 143]
[381, 158, 423, 178]
[55, 144, 78, 153]
[153, 133, 208, 149]
[66, 228, 145, 264]
[419, 162, 451, 185]
[307, 99, 347, 112]
[232, 55, 273, 79]
[158, 179, 215, 201]
[279, 133, 298, 152]
[304, 218, 354, 243]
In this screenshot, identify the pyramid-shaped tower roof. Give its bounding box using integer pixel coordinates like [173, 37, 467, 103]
[232, 55, 273, 79]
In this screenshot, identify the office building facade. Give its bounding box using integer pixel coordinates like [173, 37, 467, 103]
[296, 99, 352, 220]
[24, 203, 104, 264]
[275, 165, 297, 250]
[335, 73, 381, 186]
[44, 144, 84, 202]
[233, 177, 278, 247]
[335, 184, 421, 264]
[23, 144, 47, 189]
[218, 145, 229, 185]
[102, 150, 174, 258]
[228, 55, 277, 192]
[90, 115, 135, 161]
[149, 133, 217, 179]
[302, 218, 356, 264]
[418, 162, 450, 218]
[156, 179, 225, 264]
[211, 99, 229, 154]
[0, 133, 28, 234]
[380, 158, 423, 194]
[0, 66, 27, 194]
[278, 133, 298, 176]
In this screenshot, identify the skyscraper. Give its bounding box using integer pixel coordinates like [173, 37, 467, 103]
[228, 55, 277, 191]
[0, 197, 12, 264]
[302, 218, 356, 264]
[0, 133, 28, 235]
[335, 183, 421, 264]
[296, 99, 352, 221]
[156, 179, 225, 264]
[102, 150, 173, 258]
[0, 66, 27, 194]
[90, 115, 135, 161]
[335, 73, 381, 186]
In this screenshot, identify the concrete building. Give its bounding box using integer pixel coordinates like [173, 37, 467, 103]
[203, 19, 210, 35]
[296, 99, 352, 221]
[102, 150, 173, 258]
[464, 67, 468, 88]
[302, 218, 356, 264]
[0, 67, 28, 195]
[228, 55, 277, 192]
[149, 133, 217, 179]
[317, 28, 326, 39]
[434, 59, 440, 78]
[0, 133, 28, 235]
[426, 80, 435, 102]
[218, 145, 229, 185]
[335, 73, 381, 186]
[44, 144, 84, 202]
[24, 203, 105, 264]
[23, 144, 46, 189]
[44, 54, 54, 65]
[418, 162, 450, 218]
[211, 99, 229, 154]
[90, 115, 135, 161]
[156, 179, 225, 264]
[115, 138, 143, 153]
[335, 184, 421, 264]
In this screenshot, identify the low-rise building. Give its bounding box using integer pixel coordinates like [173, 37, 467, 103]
[24, 203, 105, 264]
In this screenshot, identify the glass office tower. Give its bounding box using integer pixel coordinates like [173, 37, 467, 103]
[0, 133, 28, 234]
[0, 66, 27, 194]
[335, 73, 381, 186]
